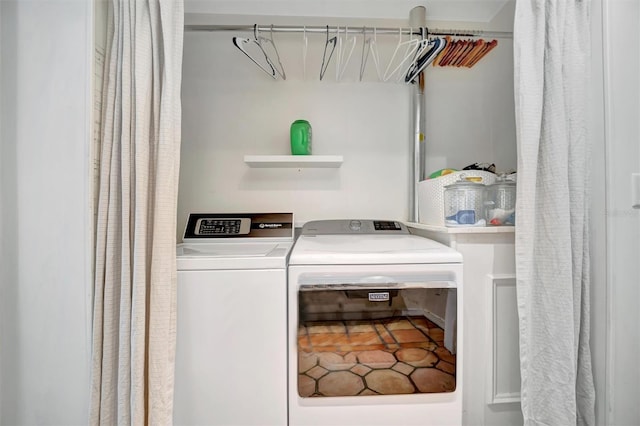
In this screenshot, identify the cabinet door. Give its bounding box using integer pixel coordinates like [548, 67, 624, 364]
[487, 276, 521, 405]
[174, 269, 287, 426]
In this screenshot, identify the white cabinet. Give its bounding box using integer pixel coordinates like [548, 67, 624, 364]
[408, 224, 523, 426]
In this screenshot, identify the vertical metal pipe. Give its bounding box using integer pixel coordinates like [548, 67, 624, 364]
[409, 6, 426, 222]
[411, 74, 425, 222]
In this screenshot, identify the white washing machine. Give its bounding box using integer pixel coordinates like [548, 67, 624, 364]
[174, 213, 293, 426]
[288, 220, 463, 426]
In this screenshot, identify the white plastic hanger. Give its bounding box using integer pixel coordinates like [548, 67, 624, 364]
[359, 27, 371, 81]
[232, 35, 277, 79]
[334, 26, 342, 80]
[336, 26, 357, 81]
[396, 36, 431, 82]
[257, 25, 286, 80]
[302, 26, 308, 80]
[382, 28, 421, 82]
[368, 28, 383, 81]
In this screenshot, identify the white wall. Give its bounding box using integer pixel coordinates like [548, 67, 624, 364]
[0, 1, 93, 424]
[178, 3, 516, 234]
[0, 2, 4, 421]
[588, 1, 607, 425]
[602, 1, 640, 424]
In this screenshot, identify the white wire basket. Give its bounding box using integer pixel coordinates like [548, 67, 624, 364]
[417, 170, 498, 227]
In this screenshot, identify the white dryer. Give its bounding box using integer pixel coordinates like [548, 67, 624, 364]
[174, 213, 293, 426]
[287, 220, 463, 426]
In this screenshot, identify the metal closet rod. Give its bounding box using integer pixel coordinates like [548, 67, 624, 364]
[184, 24, 513, 39]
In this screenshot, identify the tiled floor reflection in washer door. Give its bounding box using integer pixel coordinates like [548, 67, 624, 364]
[297, 316, 456, 397]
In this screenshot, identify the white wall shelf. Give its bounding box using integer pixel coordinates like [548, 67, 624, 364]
[405, 222, 515, 234]
[244, 155, 343, 168]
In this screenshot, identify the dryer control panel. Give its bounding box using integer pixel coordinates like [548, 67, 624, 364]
[183, 213, 294, 241]
[194, 218, 251, 236]
[301, 219, 409, 236]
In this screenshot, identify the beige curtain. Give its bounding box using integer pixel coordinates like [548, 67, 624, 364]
[90, 0, 183, 424]
[513, 0, 595, 425]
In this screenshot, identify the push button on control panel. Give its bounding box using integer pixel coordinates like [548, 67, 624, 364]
[349, 220, 362, 231]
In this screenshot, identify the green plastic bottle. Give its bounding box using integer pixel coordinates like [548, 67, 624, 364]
[290, 120, 312, 155]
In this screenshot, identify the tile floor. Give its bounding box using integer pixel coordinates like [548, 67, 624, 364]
[297, 315, 456, 397]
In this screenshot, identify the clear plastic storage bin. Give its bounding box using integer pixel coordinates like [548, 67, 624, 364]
[484, 179, 516, 226]
[443, 180, 486, 227]
[417, 171, 497, 227]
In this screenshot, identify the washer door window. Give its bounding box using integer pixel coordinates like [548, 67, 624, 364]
[297, 281, 457, 398]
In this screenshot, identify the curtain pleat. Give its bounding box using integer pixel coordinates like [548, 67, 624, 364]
[90, 0, 183, 424]
[513, 1, 595, 425]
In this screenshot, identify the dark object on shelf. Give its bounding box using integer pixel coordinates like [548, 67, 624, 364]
[462, 162, 496, 173]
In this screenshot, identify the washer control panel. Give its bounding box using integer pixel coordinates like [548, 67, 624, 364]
[301, 219, 408, 236]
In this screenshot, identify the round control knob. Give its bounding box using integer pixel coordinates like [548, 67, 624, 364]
[349, 220, 362, 231]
